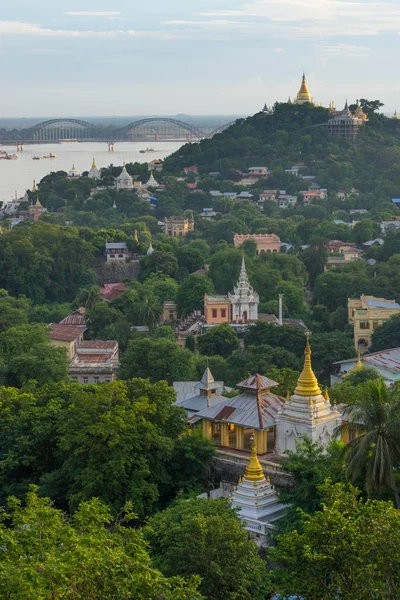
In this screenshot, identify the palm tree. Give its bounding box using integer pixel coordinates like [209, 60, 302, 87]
[75, 286, 102, 311]
[139, 296, 162, 333]
[339, 379, 400, 508]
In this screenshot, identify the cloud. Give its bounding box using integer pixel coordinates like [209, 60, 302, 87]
[198, 0, 400, 38]
[0, 21, 180, 39]
[320, 43, 370, 57]
[273, 47, 285, 52]
[64, 12, 122, 16]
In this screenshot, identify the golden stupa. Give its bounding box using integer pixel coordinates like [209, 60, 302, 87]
[244, 437, 265, 482]
[294, 73, 312, 105]
[294, 336, 322, 397]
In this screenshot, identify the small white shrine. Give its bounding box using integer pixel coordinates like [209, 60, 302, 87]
[231, 437, 286, 544]
[145, 172, 159, 188]
[115, 164, 134, 190]
[88, 157, 101, 180]
[68, 164, 81, 179]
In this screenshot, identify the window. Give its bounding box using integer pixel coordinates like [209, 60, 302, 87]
[373, 320, 379, 329]
[212, 309, 217, 318]
[83, 377, 88, 384]
[110, 255, 115, 259]
[221, 309, 226, 318]
[169, 310, 175, 319]
[94, 377, 99, 384]
[360, 321, 369, 329]
[118, 254, 123, 258]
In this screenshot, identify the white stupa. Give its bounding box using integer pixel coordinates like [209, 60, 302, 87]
[231, 437, 286, 542]
[275, 336, 342, 455]
[68, 164, 81, 179]
[88, 157, 101, 180]
[145, 172, 159, 188]
[147, 241, 155, 255]
[228, 255, 259, 322]
[115, 164, 134, 190]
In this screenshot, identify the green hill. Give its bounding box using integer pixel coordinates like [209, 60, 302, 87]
[164, 102, 400, 204]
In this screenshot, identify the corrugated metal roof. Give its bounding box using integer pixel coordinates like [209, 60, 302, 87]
[195, 391, 285, 429]
[49, 324, 86, 341]
[173, 381, 224, 403]
[366, 299, 400, 309]
[237, 374, 279, 390]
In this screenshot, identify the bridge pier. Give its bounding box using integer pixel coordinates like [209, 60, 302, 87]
[108, 142, 115, 152]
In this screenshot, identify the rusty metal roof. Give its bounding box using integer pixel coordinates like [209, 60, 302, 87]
[78, 341, 117, 350]
[236, 374, 279, 390]
[48, 324, 86, 342]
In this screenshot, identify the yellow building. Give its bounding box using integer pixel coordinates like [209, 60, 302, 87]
[294, 73, 313, 105]
[196, 374, 285, 455]
[204, 294, 231, 324]
[348, 295, 400, 351]
[164, 215, 194, 237]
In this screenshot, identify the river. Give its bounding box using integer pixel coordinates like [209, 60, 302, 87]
[0, 141, 184, 202]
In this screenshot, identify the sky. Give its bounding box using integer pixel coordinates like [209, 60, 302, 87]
[1, 0, 399, 117]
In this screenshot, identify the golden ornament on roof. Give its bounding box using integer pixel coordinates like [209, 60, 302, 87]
[294, 334, 322, 397]
[244, 436, 265, 482]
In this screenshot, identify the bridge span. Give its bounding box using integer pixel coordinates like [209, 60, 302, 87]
[0, 117, 235, 145]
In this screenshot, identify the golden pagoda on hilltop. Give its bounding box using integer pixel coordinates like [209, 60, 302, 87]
[393, 110, 399, 120]
[275, 334, 341, 454]
[294, 72, 313, 105]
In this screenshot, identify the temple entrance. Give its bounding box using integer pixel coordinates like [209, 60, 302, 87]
[242, 311, 247, 324]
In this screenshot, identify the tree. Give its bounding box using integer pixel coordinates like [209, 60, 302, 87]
[340, 379, 400, 507]
[119, 337, 196, 383]
[75, 285, 101, 311]
[197, 323, 240, 358]
[311, 331, 356, 374]
[208, 248, 243, 294]
[271, 482, 400, 600]
[277, 438, 345, 532]
[140, 251, 178, 280]
[146, 498, 268, 600]
[0, 487, 202, 600]
[241, 238, 258, 258]
[139, 295, 162, 333]
[371, 313, 400, 352]
[176, 274, 214, 317]
[176, 246, 205, 273]
[0, 324, 67, 387]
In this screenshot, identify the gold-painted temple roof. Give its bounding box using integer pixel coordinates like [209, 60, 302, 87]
[244, 437, 265, 482]
[295, 73, 312, 103]
[294, 337, 322, 397]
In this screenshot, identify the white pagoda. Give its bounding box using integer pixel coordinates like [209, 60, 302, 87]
[68, 164, 81, 179]
[145, 172, 159, 188]
[115, 164, 134, 190]
[88, 157, 101, 180]
[275, 336, 341, 454]
[228, 255, 259, 323]
[231, 437, 286, 544]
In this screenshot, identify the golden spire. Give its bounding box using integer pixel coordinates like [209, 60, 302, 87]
[149, 240, 153, 249]
[394, 110, 398, 120]
[134, 229, 139, 243]
[324, 387, 330, 401]
[92, 157, 97, 169]
[355, 350, 363, 370]
[244, 436, 265, 482]
[294, 334, 322, 397]
[32, 180, 37, 193]
[295, 72, 312, 104]
[34, 196, 42, 208]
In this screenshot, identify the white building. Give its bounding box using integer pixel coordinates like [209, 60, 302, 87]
[200, 208, 216, 220]
[105, 242, 129, 262]
[88, 158, 101, 180]
[331, 347, 400, 386]
[231, 438, 287, 544]
[115, 164, 134, 190]
[68, 164, 80, 179]
[275, 339, 341, 454]
[145, 172, 159, 188]
[228, 255, 259, 323]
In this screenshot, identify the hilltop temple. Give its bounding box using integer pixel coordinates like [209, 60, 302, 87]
[294, 72, 313, 105]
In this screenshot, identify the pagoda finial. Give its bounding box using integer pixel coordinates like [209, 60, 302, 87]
[244, 435, 265, 482]
[355, 350, 363, 370]
[32, 180, 37, 193]
[34, 196, 43, 208]
[324, 387, 330, 401]
[134, 229, 139, 243]
[92, 157, 97, 169]
[394, 110, 398, 120]
[294, 333, 322, 398]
